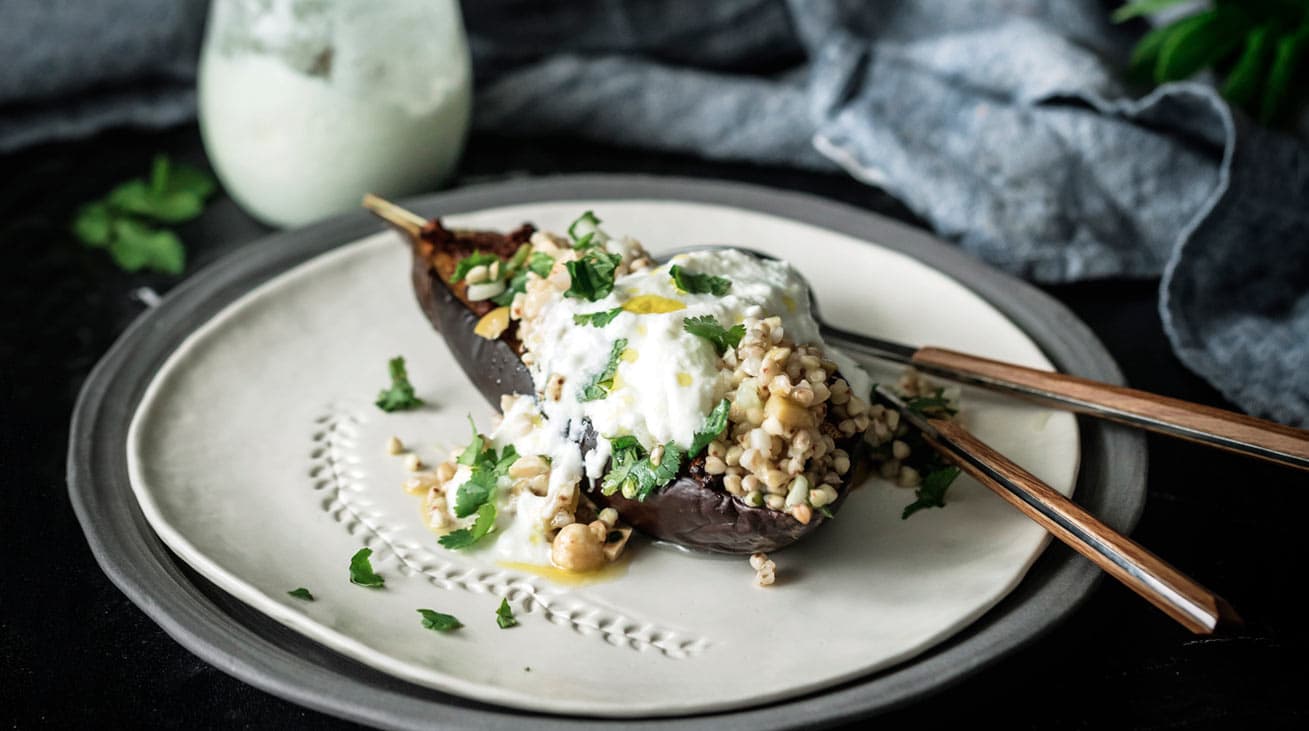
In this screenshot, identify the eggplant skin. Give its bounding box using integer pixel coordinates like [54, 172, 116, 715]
[581, 421, 865, 555]
[410, 219, 536, 404]
[405, 218, 866, 555]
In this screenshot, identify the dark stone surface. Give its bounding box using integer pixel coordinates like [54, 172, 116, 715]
[2, 126, 1306, 729]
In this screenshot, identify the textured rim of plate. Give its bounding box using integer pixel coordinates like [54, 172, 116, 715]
[68, 175, 1146, 730]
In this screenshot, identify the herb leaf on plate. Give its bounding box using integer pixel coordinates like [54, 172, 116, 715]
[495, 598, 518, 629]
[669, 265, 731, 296]
[578, 338, 627, 402]
[348, 548, 385, 588]
[682, 315, 744, 355]
[439, 502, 498, 550]
[287, 587, 315, 601]
[901, 465, 962, 519]
[573, 307, 623, 328]
[564, 247, 622, 301]
[418, 609, 463, 632]
[375, 356, 423, 412]
[601, 437, 684, 500]
[689, 399, 731, 458]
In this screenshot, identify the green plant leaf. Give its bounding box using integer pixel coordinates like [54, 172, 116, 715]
[72, 202, 113, 247]
[107, 218, 185, 274]
[1156, 7, 1252, 82]
[1129, 13, 1208, 80]
[1259, 24, 1309, 125]
[348, 548, 385, 588]
[1222, 25, 1276, 109]
[1112, 0, 1191, 24]
[417, 608, 463, 632]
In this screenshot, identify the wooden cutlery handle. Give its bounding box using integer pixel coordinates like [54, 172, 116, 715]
[913, 347, 1309, 472]
[926, 419, 1239, 634]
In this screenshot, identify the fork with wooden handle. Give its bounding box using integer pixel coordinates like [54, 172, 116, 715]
[876, 386, 1241, 634]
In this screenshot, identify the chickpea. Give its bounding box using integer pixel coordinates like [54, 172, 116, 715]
[551, 522, 607, 572]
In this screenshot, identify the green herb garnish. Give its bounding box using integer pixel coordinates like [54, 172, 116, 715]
[450, 419, 517, 519]
[451, 251, 501, 283]
[375, 356, 424, 412]
[71, 154, 216, 274]
[287, 587, 315, 601]
[495, 598, 518, 629]
[438, 502, 498, 550]
[601, 437, 684, 501]
[490, 245, 541, 306]
[564, 247, 622, 302]
[669, 265, 731, 296]
[348, 548, 385, 588]
[818, 506, 835, 519]
[904, 388, 957, 417]
[418, 608, 463, 632]
[682, 315, 745, 355]
[568, 210, 603, 247]
[573, 307, 623, 327]
[689, 399, 731, 458]
[528, 251, 556, 277]
[901, 465, 962, 519]
[578, 338, 628, 401]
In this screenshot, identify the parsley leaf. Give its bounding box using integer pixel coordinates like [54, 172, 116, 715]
[375, 356, 423, 412]
[439, 502, 498, 550]
[669, 265, 731, 296]
[689, 399, 731, 457]
[418, 608, 463, 632]
[904, 388, 957, 417]
[573, 307, 623, 327]
[682, 315, 745, 355]
[901, 465, 962, 519]
[568, 210, 602, 243]
[348, 548, 385, 588]
[579, 339, 627, 402]
[107, 219, 186, 274]
[495, 598, 518, 629]
[456, 417, 485, 466]
[70, 155, 215, 275]
[451, 251, 501, 283]
[601, 437, 683, 500]
[528, 252, 556, 277]
[454, 468, 497, 518]
[564, 247, 621, 301]
[287, 587, 314, 601]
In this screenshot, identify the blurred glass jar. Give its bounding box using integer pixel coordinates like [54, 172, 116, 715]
[198, 0, 471, 228]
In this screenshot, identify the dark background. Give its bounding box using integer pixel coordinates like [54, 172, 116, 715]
[2, 125, 1307, 729]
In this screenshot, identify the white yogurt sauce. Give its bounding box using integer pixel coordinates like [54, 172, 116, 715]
[524, 249, 871, 453]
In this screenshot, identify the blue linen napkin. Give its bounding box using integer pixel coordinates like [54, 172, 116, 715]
[3, 0, 1306, 425]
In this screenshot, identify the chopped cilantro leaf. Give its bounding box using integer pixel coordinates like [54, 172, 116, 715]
[568, 210, 602, 244]
[682, 316, 745, 355]
[818, 506, 835, 519]
[669, 265, 731, 296]
[418, 608, 463, 632]
[454, 468, 497, 518]
[348, 548, 385, 588]
[375, 356, 423, 412]
[689, 399, 731, 457]
[601, 437, 683, 500]
[439, 502, 497, 550]
[564, 248, 621, 301]
[905, 388, 958, 417]
[901, 465, 962, 519]
[579, 338, 627, 402]
[451, 422, 517, 518]
[496, 598, 518, 629]
[528, 251, 556, 277]
[70, 154, 214, 274]
[287, 587, 314, 601]
[573, 307, 622, 327]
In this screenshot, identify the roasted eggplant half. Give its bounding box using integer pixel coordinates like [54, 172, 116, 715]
[373, 201, 871, 555]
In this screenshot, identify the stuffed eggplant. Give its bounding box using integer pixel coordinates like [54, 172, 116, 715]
[377, 202, 882, 571]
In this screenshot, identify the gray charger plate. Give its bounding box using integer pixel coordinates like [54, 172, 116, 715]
[68, 175, 1145, 730]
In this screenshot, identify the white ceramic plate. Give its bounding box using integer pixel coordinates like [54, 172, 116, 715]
[125, 200, 1078, 717]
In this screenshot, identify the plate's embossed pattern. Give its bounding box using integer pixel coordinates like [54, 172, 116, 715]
[309, 404, 710, 659]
